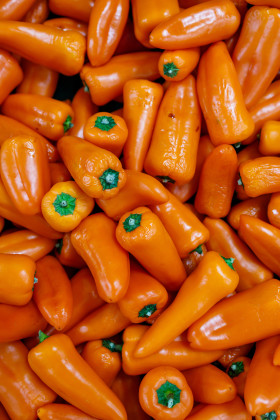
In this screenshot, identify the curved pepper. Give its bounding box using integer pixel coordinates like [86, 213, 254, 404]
[144, 75, 201, 185]
[69, 87, 98, 139]
[260, 121, 280, 155]
[80, 52, 161, 106]
[71, 213, 130, 302]
[0, 49, 23, 105]
[44, 17, 88, 37]
[116, 207, 186, 291]
[49, 0, 94, 22]
[58, 136, 127, 199]
[226, 356, 251, 399]
[186, 396, 251, 420]
[24, 0, 49, 24]
[55, 233, 85, 268]
[139, 366, 193, 420]
[182, 243, 207, 276]
[227, 195, 270, 230]
[158, 48, 200, 82]
[2, 94, 74, 141]
[28, 334, 127, 420]
[0, 21, 86, 75]
[240, 158, 280, 197]
[268, 193, 280, 229]
[38, 403, 94, 420]
[149, 0, 240, 49]
[187, 279, 280, 351]
[50, 162, 71, 185]
[0, 0, 37, 20]
[218, 344, 253, 368]
[123, 79, 163, 172]
[0, 135, 51, 215]
[16, 60, 58, 97]
[197, 41, 254, 145]
[134, 251, 239, 359]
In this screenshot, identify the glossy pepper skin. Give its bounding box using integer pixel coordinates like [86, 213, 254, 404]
[44, 17, 88, 37]
[97, 170, 169, 220]
[186, 396, 251, 420]
[182, 243, 207, 276]
[87, 0, 129, 67]
[80, 52, 161, 106]
[16, 60, 59, 97]
[232, 7, 280, 110]
[0, 135, 51, 216]
[2, 94, 74, 141]
[244, 336, 280, 416]
[123, 80, 163, 172]
[218, 344, 253, 368]
[227, 195, 270, 230]
[238, 215, 280, 277]
[24, 0, 49, 24]
[69, 87, 98, 139]
[183, 364, 237, 404]
[49, 0, 93, 22]
[37, 403, 94, 420]
[195, 144, 238, 218]
[144, 75, 201, 185]
[204, 218, 272, 291]
[158, 48, 200, 82]
[139, 366, 193, 420]
[268, 193, 280, 229]
[0, 49, 23, 105]
[0, 21, 86, 75]
[116, 207, 186, 291]
[71, 213, 130, 303]
[149, 0, 240, 49]
[260, 121, 280, 155]
[81, 339, 122, 386]
[131, 0, 180, 48]
[0, 340, 56, 420]
[122, 325, 223, 376]
[0, 254, 36, 306]
[41, 181, 94, 232]
[58, 136, 127, 200]
[240, 157, 280, 197]
[28, 334, 127, 420]
[55, 233, 85, 268]
[197, 42, 254, 145]
[0, 229, 55, 260]
[84, 112, 128, 156]
[118, 261, 169, 323]
[50, 162, 71, 185]
[226, 356, 251, 398]
[188, 279, 280, 351]
[135, 251, 239, 359]
[0, 0, 37, 20]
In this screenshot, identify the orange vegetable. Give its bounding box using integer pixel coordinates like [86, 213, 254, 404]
[49, 162, 71, 185]
[218, 344, 253, 368]
[259, 121, 280, 155]
[226, 356, 251, 398]
[24, 0, 49, 24]
[227, 195, 270, 230]
[16, 60, 58, 97]
[240, 157, 280, 197]
[69, 87, 98, 139]
[182, 243, 207, 276]
[158, 48, 200, 81]
[44, 17, 88, 37]
[48, 0, 93, 22]
[0, 0, 37, 20]
[37, 404, 94, 420]
[268, 193, 280, 229]
[0, 49, 23, 105]
[186, 396, 251, 420]
[55, 233, 85, 269]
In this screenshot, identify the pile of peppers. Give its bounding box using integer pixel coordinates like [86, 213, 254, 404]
[0, 0, 280, 419]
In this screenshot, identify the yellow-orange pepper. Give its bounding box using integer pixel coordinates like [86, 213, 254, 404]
[158, 48, 200, 82]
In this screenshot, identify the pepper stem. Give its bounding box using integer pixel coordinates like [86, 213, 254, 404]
[99, 169, 119, 190]
[53, 192, 76, 216]
[163, 62, 179, 78]
[38, 330, 49, 343]
[55, 239, 63, 254]
[261, 412, 277, 420]
[157, 176, 175, 184]
[102, 339, 122, 353]
[138, 304, 157, 318]
[237, 175, 244, 188]
[221, 256, 235, 270]
[191, 244, 203, 255]
[228, 361, 244, 378]
[156, 381, 181, 408]
[123, 214, 142, 232]
[94, 115, 116, 131]
[63, 115, 74, 133]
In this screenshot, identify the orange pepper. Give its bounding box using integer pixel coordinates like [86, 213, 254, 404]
[0, 115, 59, 163]
[0, 0, 37, 20]
[67, 303, 130, 346]
[244, 336, 280, 416]
[24, 0, 49, 24]
[134, 251, 239, 359]
[84, 112, 128, 156]
[115, 17, 148, 55]
[87, 0, 129, 67]
[149, 0, 240, 49]
[0, 254, 36, 306]
[144, 75, 201, 185]
[224, 29, 240, 55]
[97, 170, 169, 220]
[179, 0, 248, 18]
[81, 339, 122, 386]
[112, 371, 150, 420]
[273, 343, 280, 366]
[268, 193, 280, 229]
[255, 410, 280, 420]
[182, 243, 207, 276]
[197, 42, 254, 145]
[34, 255, 73, 330]
[2, 94, 74, 141]
[259, 121, 280, 155]
[49, 162, 71, 185]
[131, 0, 180, 48]
[187, 279, 280, 351]
[247, 0, 280, 5]
[0, 340, 56, 420]
[0, 229, 55, 260]
[0, 49, 23, 105]
[158, 48, 200, 82]
[16, 60, 59, 97]
[0, 135, 51, 216]
[195, 144, 238, 218]
[41, 181, 94, 232]
[240, 157, 280, 197]
[204, 217, 272, 291]
[218, 344, 254, 368]
[167, 135, 214, 202]
[238, 141, 262, 165]
[118, 261, 168, 323]
[0, 21, 86, 75]
[122, 325, 223, 375]
[238, 215, 280, 277]
[226, 356, 251, 399]
[258, 80, 280, 104]
[37, 403, 94, 420]
[44, 17, 88, 37]
[55, 232, 85, 268]
[186, 396, 251, 420]
[183, 364, 237, 404]
[69, 87, 98, 139]
[123, 80, 163, 172]
[116, 207, 186, 291]
[80, 52, 161, 106]
[0, 300, 47, 342]
[48, 0, 93, 22]
[232, 7, 280, 110]
[28, 333, 127, 420]
[139, 366, 193, 420]
[58, 136, 127, 199]
[227, 195, 270, 230]
[71, 213, 130, 302]
[0, 404, 9, 420]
